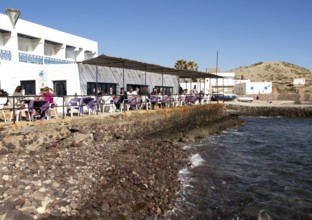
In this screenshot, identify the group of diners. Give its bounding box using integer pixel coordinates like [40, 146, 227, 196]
[0, 85, 209, 122]
[1, 86, 57, 121]
[96, 86, 207, 112]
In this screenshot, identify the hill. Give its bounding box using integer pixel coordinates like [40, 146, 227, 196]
[229, 61, 312, 93]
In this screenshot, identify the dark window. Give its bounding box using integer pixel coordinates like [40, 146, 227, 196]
[53, 81, 67, 96]
[87, 82, 117, 95]
[155, 86, 173, 95]
[20, 80, 36, 95]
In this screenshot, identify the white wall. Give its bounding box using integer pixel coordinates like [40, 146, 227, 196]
[234, 81, 272, 95]
[0, 13, 98, 62]
[293, 78, 305, 86]
[0, 61, 80, 95]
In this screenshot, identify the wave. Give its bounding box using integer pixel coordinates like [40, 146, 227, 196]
[190, 153, 205, 168]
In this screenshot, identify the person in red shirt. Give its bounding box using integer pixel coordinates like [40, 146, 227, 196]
[40, 87, 54, 104]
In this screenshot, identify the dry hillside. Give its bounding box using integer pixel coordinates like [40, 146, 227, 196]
[229, 61, 312, 94]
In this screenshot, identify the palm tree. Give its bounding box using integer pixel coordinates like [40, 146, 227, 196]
[187, 61, 199, 71]
[175, 59, 188, 70]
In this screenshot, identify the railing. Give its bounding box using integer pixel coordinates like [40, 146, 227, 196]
[19, 52, 75, 65]
[0, 49, 12, 61]
[19, 53, 44, 64]
[0, 94, 213, 123]
[44, 57, 75, 64]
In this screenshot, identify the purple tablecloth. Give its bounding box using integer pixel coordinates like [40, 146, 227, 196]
[28, 100, 50, 117]
[80, 97, 95, 113]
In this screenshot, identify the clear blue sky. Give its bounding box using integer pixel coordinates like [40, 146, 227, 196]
[1, 0, 311, 71]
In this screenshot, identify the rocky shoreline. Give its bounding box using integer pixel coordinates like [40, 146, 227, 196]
[0, 112, 244, 220]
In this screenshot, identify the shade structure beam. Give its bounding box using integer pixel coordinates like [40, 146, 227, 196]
[82, 54, 224, 80]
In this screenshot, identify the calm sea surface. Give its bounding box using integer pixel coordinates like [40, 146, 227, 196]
[166, 117, 312, 220]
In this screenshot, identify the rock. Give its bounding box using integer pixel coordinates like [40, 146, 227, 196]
[2, 175, 10, 181]
[0, 148, 8, 155]
[2, 209, 33, 220]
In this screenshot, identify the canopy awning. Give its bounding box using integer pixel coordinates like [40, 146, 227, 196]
[81, 54, 223, 79]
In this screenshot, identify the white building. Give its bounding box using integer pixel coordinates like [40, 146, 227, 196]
[179, 72, 235, 95]
[293, 78, 305, 87]
[234, 80, 272, 95]
[1, 11, 219, 98]
[0, 11, 98, 96]
[0, 12, 98, 64]
[207, 72, 235, 94]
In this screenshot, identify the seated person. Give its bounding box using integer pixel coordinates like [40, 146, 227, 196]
[39, 87, 54, 104]
[11, 86, 25, 106]
[107, 87, 114, 96]
[150, 88, 159, 109]
[135, 87, 140, 95]
[141, 86, 150, 108]
[115, 87, 127, 110]
[127, 87, 136, 96]
[34, 87, 54, 119]
[0, 89, 9, 105]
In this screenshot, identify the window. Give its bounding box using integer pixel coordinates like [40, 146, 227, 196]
[87, 82, 117, 95]
[155, 86, 173, 95]
[264, 86, 268, 90]
[250, 86, 254, 91]
[53, 81, 67, 96]
[20, 80, 36, 95]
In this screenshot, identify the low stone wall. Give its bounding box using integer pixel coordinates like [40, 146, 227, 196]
[0, 104, 225, 155]
[226, 103, 312, 117]
[249, 92, 312, 102]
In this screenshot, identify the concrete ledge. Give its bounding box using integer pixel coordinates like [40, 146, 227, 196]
[226, 102, 312, 117]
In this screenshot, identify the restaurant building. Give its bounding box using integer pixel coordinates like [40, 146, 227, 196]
[0, 11, 221, 98]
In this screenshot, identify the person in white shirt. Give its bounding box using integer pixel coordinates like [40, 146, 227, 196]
[191, 85, 198, 95]
[127, 87, 137, 96]
[135, 87, 140, 95]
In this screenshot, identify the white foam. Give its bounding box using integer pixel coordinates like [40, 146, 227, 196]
[167, 154, 205, 218]
[190, 153, 205, 168]
[232, 131, 243, 136]
[178, 168, 192, 187]
[178, 167, 190, 175]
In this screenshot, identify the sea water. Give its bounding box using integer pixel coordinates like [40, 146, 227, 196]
[166, 117, 312, 220]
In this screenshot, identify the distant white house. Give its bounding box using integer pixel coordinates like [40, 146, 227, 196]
[293, 78, 305, 87]
[179, 72, 236, 94]
[234, 80, 272, 95]
[207, 72, 235, 94]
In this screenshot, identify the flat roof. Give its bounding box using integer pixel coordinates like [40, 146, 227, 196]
[82, 54, 223, 79]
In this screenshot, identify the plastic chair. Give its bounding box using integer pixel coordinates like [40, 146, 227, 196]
[81, 97, 96, 115]
[48, 103, 58, 119]
[10, 104, 32, 122]
[141, 95, 151, 110]
[66, 97, 81, 117]
[101, 96, 114, 113]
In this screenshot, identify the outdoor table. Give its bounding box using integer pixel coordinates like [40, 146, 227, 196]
[80, 97, 95, 114]
[27, 100, 50, 119]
